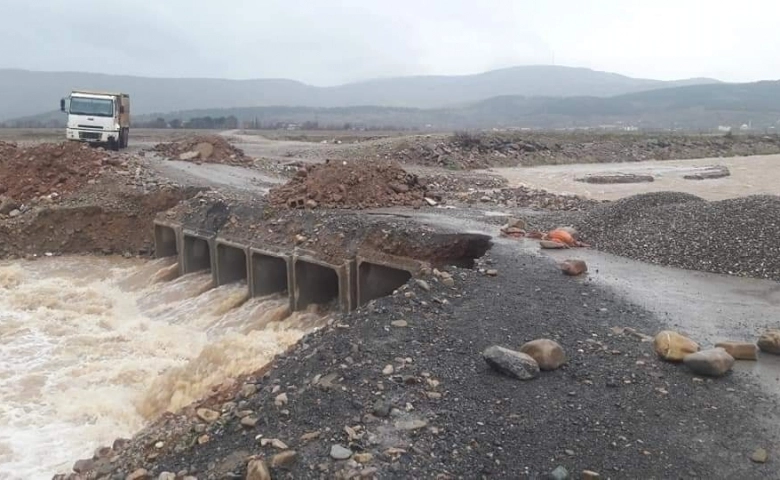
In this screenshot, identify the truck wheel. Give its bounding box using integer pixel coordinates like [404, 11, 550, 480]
[109, 138, 119, 151]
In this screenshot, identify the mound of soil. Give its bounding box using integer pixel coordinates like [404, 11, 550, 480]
[268, 160, 427, 209]
[576, 192, 780, 281]
[0, 141, 122, 203]
[152, 135, 252, 166]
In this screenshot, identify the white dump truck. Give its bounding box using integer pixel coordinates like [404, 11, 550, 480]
[60, 90, 130, 150]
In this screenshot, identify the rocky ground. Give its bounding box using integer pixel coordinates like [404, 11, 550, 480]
[62, 242, 779, 480]
[324, 131, 780, 170]
[526, 192, 780, 282]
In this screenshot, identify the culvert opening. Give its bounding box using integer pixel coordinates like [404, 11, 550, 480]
[295, 260, 340, 310]
[431, 233, 493, 269]
[216, 244, 247, 285]
[252, 252, 289, 296]
[154, 225, 178, 258]
[183, 235, 211, 273]
[358, 262, 412, 306]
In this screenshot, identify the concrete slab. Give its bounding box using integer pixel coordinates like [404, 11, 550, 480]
[153, 221, 180, 259]
[250, 248, 294, 310]
[182, 230, 216, 279]
[293, 254, 355, 312]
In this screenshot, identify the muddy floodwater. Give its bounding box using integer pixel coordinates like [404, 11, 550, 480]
[0, 256, 328, 480]
[487, 153, 780, 200]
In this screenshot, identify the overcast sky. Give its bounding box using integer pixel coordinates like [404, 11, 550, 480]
[2, 0, 778, 85]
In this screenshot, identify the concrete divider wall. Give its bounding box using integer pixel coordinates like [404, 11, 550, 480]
[153, 221, 181, 259]
[154, 222, 424, 313]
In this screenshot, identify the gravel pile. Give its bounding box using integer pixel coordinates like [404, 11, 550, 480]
[457, 186, 601, 212]
[577, 192, 780, 280]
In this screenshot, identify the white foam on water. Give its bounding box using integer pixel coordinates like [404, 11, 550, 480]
[0, 256, 328, 480]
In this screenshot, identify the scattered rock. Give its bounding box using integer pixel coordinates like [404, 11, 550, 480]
[519, 339, 566, 371]
[157, 473, 176, 480]
[372, 399, 392, 418]
[415, 279, 431, 291]
[0, 197, 20, 215]
[179, 151, 200, 161]
[757, 330, 780, 355]
[751, 448, 768, 463]
[683, 165, 730, 180]
[391, 320, 408, 328]
[126, 468, 150, 480]
[549, 465, 570, 480]
[241, 416, 259, 428]
[482, 345, 540, 380]
[582, 470, 601, 480]
[353, 453, 374, 464]
[653, 330, 700, 362]
[330, 444, 353, 460]
[683, 348, 735, 377]
[245, 459, 271, 480]
[196, 408, 220, 423]
[577, 173, 654, 184]
[395, 418, 429, 431]
[560, 259, 588, 276]
[271, 450, 298, 468]
[260, 438, 289, 450]
[714, 341, 759, 360]
[441, 276, 455, 287]
[301, 431, 321, 442]
[486, 269, 499, 276]
[72, 459, 95, 474]
[383, 364, 395, 375]
[241, 384, 258, 398]
[275, 392, 289, 406]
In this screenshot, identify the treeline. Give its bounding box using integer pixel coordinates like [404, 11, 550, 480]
[134, 115, 240, 129]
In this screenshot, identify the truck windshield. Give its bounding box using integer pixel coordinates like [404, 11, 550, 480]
[69, 97, 114, 117]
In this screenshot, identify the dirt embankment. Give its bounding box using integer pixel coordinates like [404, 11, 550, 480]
[354, 132, 780, 169]
[0, 141, 128, 204]
[268, 160, 428, 210]
[151, 135, 253, 166]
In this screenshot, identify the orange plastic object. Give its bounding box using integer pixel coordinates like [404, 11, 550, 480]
[547, 229, 576, 246]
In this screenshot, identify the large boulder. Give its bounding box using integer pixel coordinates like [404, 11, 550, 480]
[714, 341, 759, 360]
[757, 330, 780, 355]
[519, 339, 566, 371]
[483, 346, 540, 380]
[653, 330, 699, 362]
[683, 348, 735, 377]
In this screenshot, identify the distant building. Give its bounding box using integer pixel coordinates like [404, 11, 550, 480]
[717, 125, 732, 132]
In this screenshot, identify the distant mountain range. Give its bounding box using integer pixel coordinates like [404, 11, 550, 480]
[0, 65, 722, 121]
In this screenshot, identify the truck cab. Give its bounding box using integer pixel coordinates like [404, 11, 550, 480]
[60, 90, 130, 150]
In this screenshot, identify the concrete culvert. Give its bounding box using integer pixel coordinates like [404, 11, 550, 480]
[183, 234, 212, 273]
[154, 224, 178, 258]
[434, 233, 492, 269]
[295, 259, 340, 310]
[251, 252, 290, 296]
[358, 262, 412, 306]
[216, 243, 248, 285]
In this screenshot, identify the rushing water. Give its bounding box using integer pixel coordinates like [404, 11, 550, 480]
[0, 256, 329, 480]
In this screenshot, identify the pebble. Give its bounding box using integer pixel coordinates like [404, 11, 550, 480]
[275, 392, 289, 406]
[241, 416, 259, 428]
[383, 364, 395, 375]
[415, 279, 431, 291]
[391, 320, 408, 328]
[245, 459, 271, 480]
[550, 465, 570, 480]
[196, 408, 220, 423]
[271, 450, 298, 468]
[372, 399, 392, 418]
[519, 339, 566, 371]
[330, 444, 353, 460]
[353, 453, 374, 464]
[442, 277, 455, 287]
[486, 269, 499, 276]
[127, 469, 150, 480]
[582, 470, 601, 480]
[751, 448, 768, 463]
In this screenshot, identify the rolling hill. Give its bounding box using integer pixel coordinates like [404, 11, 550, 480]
[0, 65, 720, 121]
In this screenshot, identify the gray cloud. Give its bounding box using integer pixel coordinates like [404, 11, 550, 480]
[2, 0, 778, 84]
